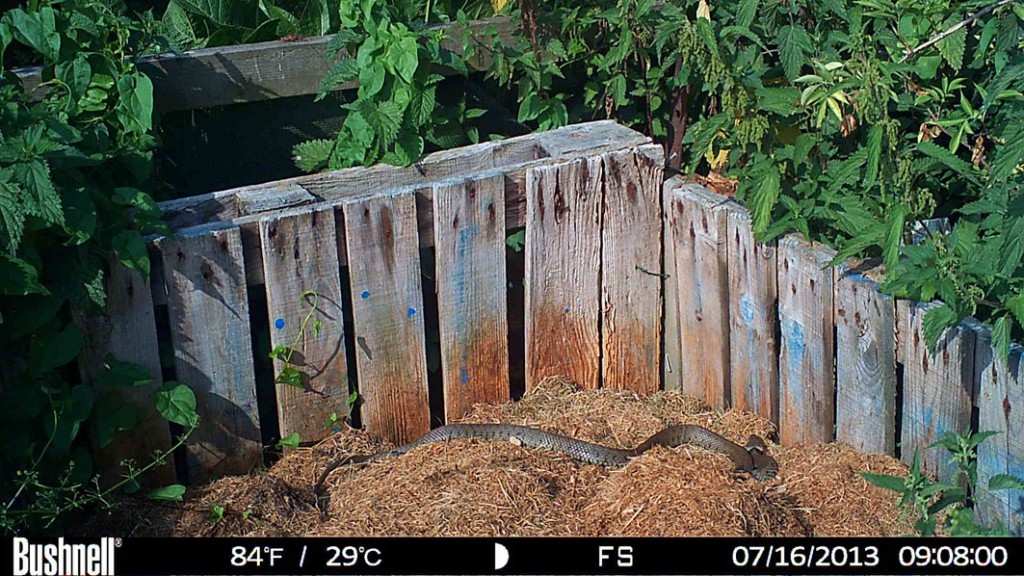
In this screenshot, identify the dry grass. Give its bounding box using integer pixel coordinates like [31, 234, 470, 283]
[81, 377, 913, 537]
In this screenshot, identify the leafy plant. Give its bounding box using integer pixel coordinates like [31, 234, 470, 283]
[161, 0, 336, 49]
[0, 0, 189, 535]
[862, 430, 1024, 535]
[468, 0, 1024, 361]
[291, 0, 487, 171]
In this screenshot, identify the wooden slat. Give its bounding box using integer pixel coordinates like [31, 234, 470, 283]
[661, 177, 685, 391]
[342, 189, 430, 444]
[835, 272, 897, 455]
[259, 206, 349, 444]
[726, 207, 779, 423]
[670, 184, 731, 409]
[158, 227, 262, 482]
[239, 184, 316, 216]
[524, 157, 603, 391]
[900, 301, 976, 481]
[976, 333, 1024, 535]
[147, 122, 653, 305]
[75, 261, 175, 489]
[600, 145, 664, 393]
[432, 173, 511, 421]
[158, 120, 646, 231]
[777, 235, 836, 444]
[15, 17, 515, 112]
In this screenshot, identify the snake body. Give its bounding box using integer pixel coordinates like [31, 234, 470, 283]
[315, 424, 777, 508]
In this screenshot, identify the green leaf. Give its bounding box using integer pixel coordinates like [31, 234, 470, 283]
[112, 230, 151, 279]
[18, 160, 64, 227]
[277, 432, 301, 448]
[863, 124, 883, 189]
[916, 140, 974, 178]
[776, 25, 810, 80]
[319, 58, 360, 96]
[936, 25, 966, 71]
[4, 7, 60, 61]
[505, 229, 526, 252]
[993, 316, 1012, 363]
[31, 324, 85, 375]
[99, 355, 154, 389]
[155, 382, 199, 427]
[391, 130, 423, 166]
[750, 162, 781, 236]
[736, 0, 758, 29]
[93, 393, 138, 449]
[0, 253, 47, 296]
[147, 484, 187, 502]
[859, 472, 905, 492]
[991, 120, 1024, 182]
[293, 139, 335, 173]
[1007, 292, 1024, 327]
[989, 474, 1024, 491]
[0, 176, 25, 253]
[276, 366, 304, 389]
[882, 204, 906, 270]
[116, 74, 155, 135]
[755, 87, 800, 117]
[922, 303, 958, 351]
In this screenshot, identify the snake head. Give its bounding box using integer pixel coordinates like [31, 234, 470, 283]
[743, 434, 779, 481]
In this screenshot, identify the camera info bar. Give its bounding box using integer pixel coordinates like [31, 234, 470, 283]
[4, 537, 1021, 575]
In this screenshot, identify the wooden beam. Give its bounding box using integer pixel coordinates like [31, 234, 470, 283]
[15, 17, 515, 113]
[600, 145, 664, 393]
[727, 205, 779, 423]
[524, 157, 603, 391]
[147, 122, 652, 304]
[433, 173, 511, 422]
[777, 234, 836, 444]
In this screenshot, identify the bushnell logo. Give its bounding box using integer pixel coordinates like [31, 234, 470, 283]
[12, 537, 118, 576]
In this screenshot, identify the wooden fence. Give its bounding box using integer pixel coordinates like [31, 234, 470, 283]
[663, 178, 1023, 535]
[77, 121, 661, 485]
[77, 121, 1022, 536]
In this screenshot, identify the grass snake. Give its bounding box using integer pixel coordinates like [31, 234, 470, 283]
[314, 423, 778, 511]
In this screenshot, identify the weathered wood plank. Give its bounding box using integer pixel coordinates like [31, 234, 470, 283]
[432, 173, 511, 421]
[16, 17, 515, 112]
[661, 177, 685, 392]
[342, 189, 430, 444]
[670, 184, 731, 409]
[600, 145, 664, 393]
[147, 122, 652, 305]
[75, 261, 175, 489]
[727, 207, 779, 423]
[777, 235, 836, 444]
[975, 335, 1024, 535]
[239, 184, 317, 216]
[900, 301, 976, 481]
[158, 227, 262, 482]
[524, 157, 603, 391]
[259, 205, 349, 444]
[835, 272, 897, 455]
[158, 121, 646, 231]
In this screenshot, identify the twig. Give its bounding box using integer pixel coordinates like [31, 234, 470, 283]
[900, 0, 1018, 63]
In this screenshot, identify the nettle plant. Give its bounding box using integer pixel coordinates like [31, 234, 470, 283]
[291, 0, 488, 171]
[0, 0, 195, 533]
[471, 0, 1024, 359]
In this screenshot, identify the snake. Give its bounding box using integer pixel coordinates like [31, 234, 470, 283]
[314, 423, 777, 511]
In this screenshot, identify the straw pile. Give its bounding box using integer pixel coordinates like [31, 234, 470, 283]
[83, 377, 913, 537]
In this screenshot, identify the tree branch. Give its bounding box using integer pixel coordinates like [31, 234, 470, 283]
[900, 0, 1018, 63]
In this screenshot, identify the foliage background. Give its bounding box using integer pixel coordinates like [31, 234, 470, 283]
[1, 0, 1023, 535]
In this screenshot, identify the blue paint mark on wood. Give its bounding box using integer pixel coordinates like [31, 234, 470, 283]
[361, 290, 370, 299]
[783, 318, 806, 375]
[274, 318, 285, 329]
[739, 294, 755, 325]
[407, 307, 417, 318]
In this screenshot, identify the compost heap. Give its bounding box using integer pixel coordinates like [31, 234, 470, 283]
[87, 377, 913, 537]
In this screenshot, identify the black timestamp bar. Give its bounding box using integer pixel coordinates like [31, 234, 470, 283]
[3, 537, 1021, 575]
